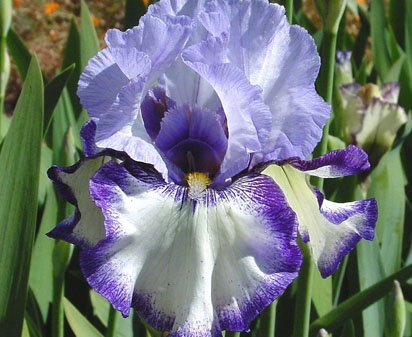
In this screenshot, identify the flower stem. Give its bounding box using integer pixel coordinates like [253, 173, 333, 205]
[52, 277, 64, 337]
[225, 332, 240, 337]
[285, 0, 293, 23]
[313, 30, 338, 189]
[292, 243, 314, 337]
[260, 300, 277, 337]
[106, 306, 118, 337]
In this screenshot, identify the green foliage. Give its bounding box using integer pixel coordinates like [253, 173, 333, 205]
[0, 56, 43, 336]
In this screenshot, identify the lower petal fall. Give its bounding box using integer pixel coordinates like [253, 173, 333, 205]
[85, 160, 301, 336]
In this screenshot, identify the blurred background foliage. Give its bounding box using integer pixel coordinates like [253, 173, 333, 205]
[0, 0, 411, 337]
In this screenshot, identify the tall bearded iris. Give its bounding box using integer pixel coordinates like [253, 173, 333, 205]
[48, 1, 377, 336]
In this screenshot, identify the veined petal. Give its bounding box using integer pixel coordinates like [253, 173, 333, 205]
[105, 14, 193, 86]
[283, 145, 370, 178]
[47, 157, 108, 248]
[86, 160, 301, 335]
[264, 164, 377, 277]
[183, 35, 272, 181]
[78, 49, 135, 120]
[198, 0, 329, 160]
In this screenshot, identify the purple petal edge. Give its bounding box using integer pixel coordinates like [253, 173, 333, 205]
[314, 189, 378, 277]
[283, 145, 370, 178]
[83, 160, 301, 334]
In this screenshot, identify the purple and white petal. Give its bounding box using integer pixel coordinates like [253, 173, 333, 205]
[47, 158, 108, 248]
[85, 160, 301, 335]
[264, 164, 377, 277]
[284, 145, 370, 178]
[379, 82, 400, 104]
[198, 0, 330, 160]
[314, 190, 377, 276]
[183, 35, 272, 181]
[355, 98, 407, 155]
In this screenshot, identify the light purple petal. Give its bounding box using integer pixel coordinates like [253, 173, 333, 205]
[285, 145, 370, 178]
[105, 15, 193, 85]
[94, 78, 169, 177]
[77, 49, 132, 119]
[198, 0, 330, 160]
[78, 13, 193, 178]
[182, 35, 272, 181]
[85, 160, 301, 335]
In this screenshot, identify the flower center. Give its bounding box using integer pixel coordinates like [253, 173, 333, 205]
[185, 172, 211, 198]
[141, 88, 228, 184]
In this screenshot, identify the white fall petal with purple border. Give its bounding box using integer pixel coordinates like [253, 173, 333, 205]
[76, 160, 302, 337]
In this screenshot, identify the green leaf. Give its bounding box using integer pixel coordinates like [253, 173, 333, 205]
[0, 0, 11, 37]
[6, 28, 31, 80]
[44, 64, 75, 136]
[0, 56, 43, 336]
[312, 270, 332, 317]
[369, 148, 406, 275]
[29, 185, 59, 321]
[38, 142, 52, 206]
[63, 297, 104, 337]
[309, 264, 412, 334]
[389, 0, 405, 48]
[370, 0, 391, 79]
[384, 54, 405, 82]
[399, 1, 412, 111]
[356, 240, 386, 337]
[340, 320, 355, 337]
[90, 291, 133, 337]
[51, 89, 81, 165]
[80, 0, 99, 71]
[62, 19, 82, 116]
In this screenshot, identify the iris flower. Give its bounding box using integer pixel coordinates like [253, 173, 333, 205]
[48, 1, 377, 336]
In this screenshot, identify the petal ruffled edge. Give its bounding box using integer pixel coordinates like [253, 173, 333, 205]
[282, 145, 370, 178]
[82, 159, 301, 335]
[47, 157, 108, 248]
[313, 189, 377, 277]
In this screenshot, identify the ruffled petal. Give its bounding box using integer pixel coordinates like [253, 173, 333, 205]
[47, 158, 107, 248]
[264, 164, 377, 277]
[283, 145, 370, 178]
[197, 0, 330, 160]
[105, 14, 193, 85]
[182, 35, 272, 181]
[78, 13, 192, 178]
[77, 49, 134, 119]
[85, 160, 301, 335]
